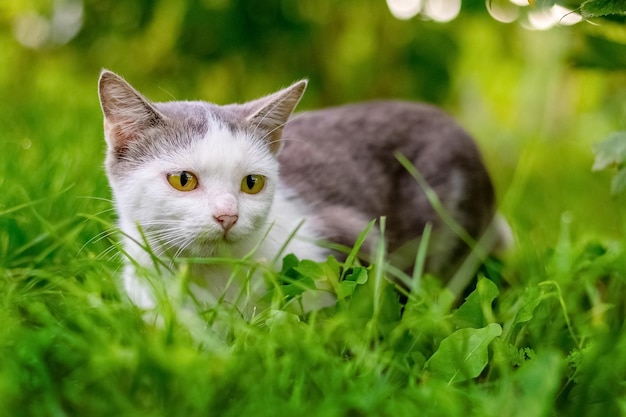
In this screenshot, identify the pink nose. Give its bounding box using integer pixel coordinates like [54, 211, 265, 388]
[214, 214, 238, 231]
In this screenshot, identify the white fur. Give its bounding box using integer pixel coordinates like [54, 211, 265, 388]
[111, 118, 328, 314]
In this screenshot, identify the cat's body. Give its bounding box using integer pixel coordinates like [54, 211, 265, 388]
[98, 70, 504, 313]
[280, 101, 496, 275]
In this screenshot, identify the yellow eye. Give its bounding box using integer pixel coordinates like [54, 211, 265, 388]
[241, 174, 266, 194]
[167, 171, 198, 191]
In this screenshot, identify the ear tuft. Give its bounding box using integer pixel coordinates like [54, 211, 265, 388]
[98, 70, 163, 153]
[246, 80, 307, 154]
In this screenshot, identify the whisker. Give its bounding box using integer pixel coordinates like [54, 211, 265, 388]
[141, 226, 199, 258]
[83, 229, 113, 247]
[78, 227, 118, 256]
[99, 245, 123, 262]
[173, 237, 197, 259]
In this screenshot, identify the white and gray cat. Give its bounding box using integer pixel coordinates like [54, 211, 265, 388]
[98, 70, 508, 313]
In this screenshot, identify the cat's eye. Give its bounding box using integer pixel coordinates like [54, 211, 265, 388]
[167, 171, 198, 191]
[241, 174, 266, 194]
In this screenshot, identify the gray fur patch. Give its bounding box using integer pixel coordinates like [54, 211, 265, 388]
[278, 100, 496, 281]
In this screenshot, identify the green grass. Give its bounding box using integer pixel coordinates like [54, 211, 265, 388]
[4, 34, 626, 416]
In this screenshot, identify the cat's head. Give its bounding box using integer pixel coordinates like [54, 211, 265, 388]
[98, 70, 306, 257]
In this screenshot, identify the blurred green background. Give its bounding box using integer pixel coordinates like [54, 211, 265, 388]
[2, 0, 626, 268]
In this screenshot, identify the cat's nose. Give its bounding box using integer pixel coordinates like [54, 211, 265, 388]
[214, 214, 238, 231]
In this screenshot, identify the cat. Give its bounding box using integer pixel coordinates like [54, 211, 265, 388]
[98, 70, 508, 315]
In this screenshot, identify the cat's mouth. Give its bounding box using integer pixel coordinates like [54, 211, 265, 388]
[220, 232, 235, 243]
[199, 230, 237, 247]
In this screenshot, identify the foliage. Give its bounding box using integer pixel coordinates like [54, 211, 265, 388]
[4, 227, 626, 416]
[424, 322, 503, 384]
[580, 0, 626, 18]
[593, 131, 626, 195]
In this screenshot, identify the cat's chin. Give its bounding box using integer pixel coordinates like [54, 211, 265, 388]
[186, 233, 244, 258]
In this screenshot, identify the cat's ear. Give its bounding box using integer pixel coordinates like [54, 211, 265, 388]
[98, 70, 164, 153]
[245, 80, 307, 154]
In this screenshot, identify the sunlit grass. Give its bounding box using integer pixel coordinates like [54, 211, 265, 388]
[3, 34, 626, 416]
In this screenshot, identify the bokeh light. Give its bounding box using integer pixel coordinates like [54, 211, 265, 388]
[12, 0, 83, 49]
[386, 0, 581, 29]
[386, 0, 423, 20]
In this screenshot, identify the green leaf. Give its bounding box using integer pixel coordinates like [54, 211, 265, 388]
[323, 255, 342, 278]
[592, 131, 626, 171]
[267, 254, 317, 301]
[581, 0, 626, 18]
[336, 280, 357, 300]
[336, 267, 369, 300]
[512, 286, 543, 326]
[294, 260, 326, 280]
[592, 131, 626, 195]
[503, 286, 543, 344]
[270, 255, 346, 306]
[454, 277, 499, 329]
[497, 341, 535, 367]
[280, 253, 300, 274]
[345, 267, 368, 284]
[425, 323, 502, 384]
[277, 276, 315, 299]
[611, 167, 626, 195]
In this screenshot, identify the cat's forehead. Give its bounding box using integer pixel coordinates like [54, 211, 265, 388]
[157, 100, 262, 144]
[155, 101, 240, 136]
[105, 100, 274, 180]
[151, 105, 276, 175]
[183, 123, 276, 174]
